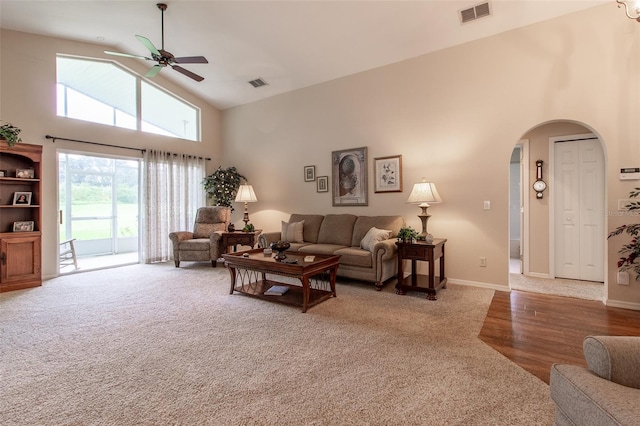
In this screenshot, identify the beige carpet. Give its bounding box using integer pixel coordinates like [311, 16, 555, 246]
[509, 273, 603, 301]
[1, 263, 554, 425]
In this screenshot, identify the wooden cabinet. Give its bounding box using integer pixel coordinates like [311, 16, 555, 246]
[0, 141, 42, 292]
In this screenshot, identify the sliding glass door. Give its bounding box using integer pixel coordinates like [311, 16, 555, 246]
[58, 152, 141, 272]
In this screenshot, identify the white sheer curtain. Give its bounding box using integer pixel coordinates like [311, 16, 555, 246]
[143, 150, 206, 263]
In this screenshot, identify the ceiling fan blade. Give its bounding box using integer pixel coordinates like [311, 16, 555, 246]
[172, 65, 204, 82]
[173, 56, 209, 64]
[104, 50, 152, 61]
[135, 35, 161, 56]
[145, 65, 163, 78]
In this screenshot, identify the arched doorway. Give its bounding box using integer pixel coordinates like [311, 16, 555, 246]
[508, 120, 605, 301]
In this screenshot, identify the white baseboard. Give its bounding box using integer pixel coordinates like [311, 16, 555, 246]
[605, 299, 640, 311]
[447, 278, 510, 292]
[525, 272, 552, 279]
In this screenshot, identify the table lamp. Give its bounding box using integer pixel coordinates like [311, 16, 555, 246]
[406, 178, 441, 243]
[235, 184, 257, 226]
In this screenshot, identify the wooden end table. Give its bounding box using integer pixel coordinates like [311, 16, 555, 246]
[221, 230, 261, 254]
[223, 249, 339, 313]
[395, 238, 447, 300]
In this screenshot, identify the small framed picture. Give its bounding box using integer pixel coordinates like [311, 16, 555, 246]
[16, 168, 35, 179]
[13, 192, 32, 205]
[13, 221, 34, 232]
[304, 165, 316, 182]
[317, 176, 328, 193]
[374, 155, 403, 193]
[0, 170, 6, 177]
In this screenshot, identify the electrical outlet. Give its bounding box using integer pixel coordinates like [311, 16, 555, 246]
[617, 271, 630, 285]
[479, 257, 487, 267]
[483, 200, 491, 210]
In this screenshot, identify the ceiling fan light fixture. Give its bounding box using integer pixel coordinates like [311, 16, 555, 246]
[104, 2, 208, 81]
[617, 0, 640, 21]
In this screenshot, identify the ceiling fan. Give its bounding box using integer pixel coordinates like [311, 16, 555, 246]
[104, 3, 208, 82]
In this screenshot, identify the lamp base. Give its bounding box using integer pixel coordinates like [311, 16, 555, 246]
[417, 212, 432, 243]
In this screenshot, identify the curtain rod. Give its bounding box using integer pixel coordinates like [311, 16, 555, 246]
[45, 135, 211, 161]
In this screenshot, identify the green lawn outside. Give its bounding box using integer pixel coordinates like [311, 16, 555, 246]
[59, 203, 139, 241]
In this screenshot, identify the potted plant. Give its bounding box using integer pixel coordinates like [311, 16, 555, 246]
[397, 226, 418, 243]
[242, 223, 255, 232]
[0, 121, 22, 146]
[608, 187, 640, 280]
[202, 166, 247, 211]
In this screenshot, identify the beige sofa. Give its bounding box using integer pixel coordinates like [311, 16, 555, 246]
[258, 213, 405, 290]
[550, 335, 640, 425]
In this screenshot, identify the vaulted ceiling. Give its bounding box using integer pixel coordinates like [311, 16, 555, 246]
[0, 1, 608, 110]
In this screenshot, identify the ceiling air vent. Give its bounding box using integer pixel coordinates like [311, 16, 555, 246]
[248, 78, 268, 88]
[459, 1, 491, 24]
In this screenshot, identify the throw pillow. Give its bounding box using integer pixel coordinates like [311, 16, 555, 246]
[281, 220, 305, 243]
[360, 227, 392, 252]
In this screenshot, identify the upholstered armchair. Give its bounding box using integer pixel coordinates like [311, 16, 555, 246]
[169, 206, 231, 267]
[550, 335, 640, 425]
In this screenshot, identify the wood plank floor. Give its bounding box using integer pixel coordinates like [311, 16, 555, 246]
[479, 290, 640, 384]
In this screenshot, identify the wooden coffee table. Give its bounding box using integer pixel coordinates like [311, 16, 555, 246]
[222, 249, 340, 313]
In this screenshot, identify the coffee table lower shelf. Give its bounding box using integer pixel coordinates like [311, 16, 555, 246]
[233, 279, 334, 311]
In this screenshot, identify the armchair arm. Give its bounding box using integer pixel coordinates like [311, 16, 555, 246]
[258, 232, 282, 249]
[583, 336, 640, 389]
[371, 238, 398, 261]
[209, 231, 224, 260]
[169, 231, 194, 243]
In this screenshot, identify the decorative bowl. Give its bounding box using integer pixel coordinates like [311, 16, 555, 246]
[270, 241, 290, 260]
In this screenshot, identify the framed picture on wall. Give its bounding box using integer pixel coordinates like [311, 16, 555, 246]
[374, 155, 403, 193]
[304, 165, 316, 182]
[332, 147, 368, 206]
[317, 176, 328, 192]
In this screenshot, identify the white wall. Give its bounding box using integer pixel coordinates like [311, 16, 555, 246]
[1, 30, 223, 278]
[222, 4, 640, 306]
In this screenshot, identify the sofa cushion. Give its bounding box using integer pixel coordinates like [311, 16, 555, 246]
[179, 239, 211, 251]
[289, 214, 325, 244]
[334, 247, 372, 268]
[351, 216, 406, 247]
[299, 244, 347, 256]
[282, 220, 305, 243]
[193, 223, 226, 239]
[360, 227, 392, 252]
[317, 214, 358, 246]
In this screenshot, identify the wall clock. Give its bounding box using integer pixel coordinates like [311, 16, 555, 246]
[533, 160, 547, 199]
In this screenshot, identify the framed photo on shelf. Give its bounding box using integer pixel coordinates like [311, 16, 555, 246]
[304, 165, 316, 182]
[13, 191, 32, 205]
[332, 146, 368, 206]
[374, 155, 403, 193]
[0, 170, 6, 177]
[13, 221, 34, 232]
[317, 176, 328, 193]
[16, 168, 35, 179]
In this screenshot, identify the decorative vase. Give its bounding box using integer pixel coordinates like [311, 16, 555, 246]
[270, 241, 290, 261]
[228, 223, 235, 232]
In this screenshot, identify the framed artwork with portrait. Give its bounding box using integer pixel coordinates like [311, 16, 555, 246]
[374, 155, 403, 193]
[332, 147, 367, 206]
[13, 192, 32, 205]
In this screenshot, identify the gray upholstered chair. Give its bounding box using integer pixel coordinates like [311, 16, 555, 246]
[169, 206, 231, 267]
[550, 335, 640, 425]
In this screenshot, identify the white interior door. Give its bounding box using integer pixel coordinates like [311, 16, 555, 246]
[553, 138, 604, 281]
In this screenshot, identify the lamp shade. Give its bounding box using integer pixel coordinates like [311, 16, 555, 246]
[406, 180, 441, 204]
[235, 184, 257, 203]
